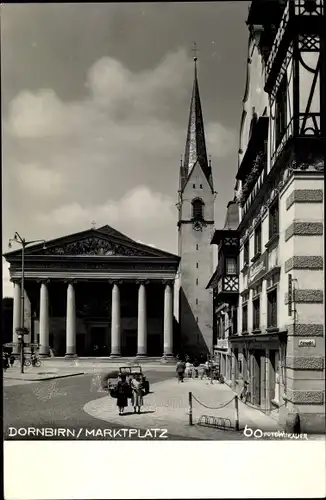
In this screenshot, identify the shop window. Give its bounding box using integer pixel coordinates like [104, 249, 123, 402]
[267, 288, 278, 327]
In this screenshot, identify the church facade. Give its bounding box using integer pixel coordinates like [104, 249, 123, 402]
[4, 225, 179, 358]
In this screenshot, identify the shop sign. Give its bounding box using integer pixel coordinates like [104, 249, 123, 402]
[248, 251, 267, 286]
[216, 339, 228, 350]
[298, 339, 316, 347]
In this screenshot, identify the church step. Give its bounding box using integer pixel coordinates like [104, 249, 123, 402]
[42, 356, 176, 364]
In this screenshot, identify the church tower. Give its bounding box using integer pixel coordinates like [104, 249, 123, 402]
[177, 55, 215, 357]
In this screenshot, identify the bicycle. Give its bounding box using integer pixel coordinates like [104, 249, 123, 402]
[23, 358, 42, 368]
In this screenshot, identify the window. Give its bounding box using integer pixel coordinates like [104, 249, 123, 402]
[196, 278, 198, 285]
[196, 298, 198, 305]
[269, 200, 279, 239]
[200, 184, 203, 189]
[267, 288, 278, 328]
[196, 262, 199, 269]
[242, 303, 248, 333]
[226, 257, 237, 275]
[192, 198, 204, 220]
[243, 240, 249, 266]
[253, 297, 260, 330]
[254, 223, 262, 255]
[275, 75, 287, 147]
[193, 184, 196, 188]
[196, 244, 199, 250]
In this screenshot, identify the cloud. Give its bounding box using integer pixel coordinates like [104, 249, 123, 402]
[36, 185, 176, 251]
[14, 162, 65, 197]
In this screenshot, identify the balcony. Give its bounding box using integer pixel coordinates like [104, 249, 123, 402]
[214, 274, 239, 303]
[264, 0, 324, 94]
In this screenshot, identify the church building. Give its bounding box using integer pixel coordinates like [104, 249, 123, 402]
[4, 56, 216, 360]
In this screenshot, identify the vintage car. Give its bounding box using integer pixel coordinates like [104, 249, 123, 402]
[101, 365, 150, 397]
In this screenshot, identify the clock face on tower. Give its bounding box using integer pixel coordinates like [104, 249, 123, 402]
[192, 220, 203, 231]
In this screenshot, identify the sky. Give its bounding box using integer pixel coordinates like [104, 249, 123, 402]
[1, 1, 250, 297]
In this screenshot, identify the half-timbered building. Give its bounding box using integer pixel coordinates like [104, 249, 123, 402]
[207, 201, 239, 382]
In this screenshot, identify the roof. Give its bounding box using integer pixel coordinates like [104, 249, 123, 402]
[180, 58, 213, 191]
[3, 225, 180, 262]
[210, 200, 239, 245]
[223, 201, 239, 230]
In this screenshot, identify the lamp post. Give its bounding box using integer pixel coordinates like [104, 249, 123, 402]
[9, 232, 46, 371]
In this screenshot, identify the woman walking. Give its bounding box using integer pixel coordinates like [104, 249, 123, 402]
[131, 374, 144, 414]
[116, 374, 129, 415]
[176, 359, 185, 382]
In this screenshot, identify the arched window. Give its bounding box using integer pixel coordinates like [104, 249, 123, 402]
[192, 198, 204, 220]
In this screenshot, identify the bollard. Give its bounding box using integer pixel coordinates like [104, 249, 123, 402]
[189, 391, 193, 426]
[234, 395, 239, 431]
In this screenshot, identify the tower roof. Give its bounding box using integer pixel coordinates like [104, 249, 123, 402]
[181, 56, 213, 190]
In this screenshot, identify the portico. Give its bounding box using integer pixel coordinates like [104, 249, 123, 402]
[5, 225, 180, 358]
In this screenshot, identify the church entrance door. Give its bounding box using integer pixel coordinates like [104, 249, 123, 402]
[122, 329, 137, 357]
[89, 326, 109, 356]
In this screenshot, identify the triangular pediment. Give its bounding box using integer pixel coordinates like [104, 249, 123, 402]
[4, 228, 178, 260]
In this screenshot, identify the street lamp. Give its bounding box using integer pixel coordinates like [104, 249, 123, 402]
[9, 232, 46, 371]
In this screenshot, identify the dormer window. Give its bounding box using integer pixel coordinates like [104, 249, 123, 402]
[192, 198, 204, 220]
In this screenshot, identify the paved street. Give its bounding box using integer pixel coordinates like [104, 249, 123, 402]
[4, 369, 186, 440]
[4, 365, 324, 441]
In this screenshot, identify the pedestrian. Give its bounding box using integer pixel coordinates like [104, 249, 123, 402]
[193, 358, 200, 378]
[3, 352, 9, 371]
[176, 359, 185, 382]
[31, 352, 38, 367]
[116, 374, 129, 415]
[9, 354, 15, 368]
[185, 360, 193, 378]
[240, 380, 249, 402]
[131, 374, 144, 414]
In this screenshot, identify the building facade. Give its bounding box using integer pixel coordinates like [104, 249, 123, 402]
[176, 57, 215, 357]
[4, 225, 180, 358]
[208, 201, 239, 381]
[210, 0, 325, 433]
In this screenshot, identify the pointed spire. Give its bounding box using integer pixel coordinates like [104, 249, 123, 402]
[181, 45, 212, 190]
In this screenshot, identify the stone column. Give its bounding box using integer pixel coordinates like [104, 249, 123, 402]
[163, 282, 173, 357]
[137, 283, 147, 357]
[12, 281, 21, 355]
[65, 282, 77, 357]
[39, 281, 50, 357]
[110, 283, 121, 357]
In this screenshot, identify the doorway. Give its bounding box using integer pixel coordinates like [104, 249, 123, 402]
[89, 326, 109, 356]
[122, 329, 137, 356]
[252, 350, 264, 406]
